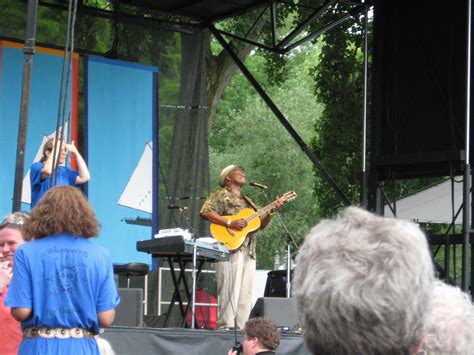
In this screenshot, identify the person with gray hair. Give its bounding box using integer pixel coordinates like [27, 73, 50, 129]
[422, 280, 474, 354]
[294, 207, 435, 355]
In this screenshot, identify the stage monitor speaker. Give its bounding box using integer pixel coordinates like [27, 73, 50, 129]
[264, 270, 293, 298]
[114, 288, 143, 327]
[249, 297, 299, 331]
[373, 0, 472, 179]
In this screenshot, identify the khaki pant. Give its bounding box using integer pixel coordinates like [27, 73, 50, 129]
[216, 247, 256, 329]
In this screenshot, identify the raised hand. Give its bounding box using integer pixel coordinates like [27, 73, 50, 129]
[65, 140, 79, 155]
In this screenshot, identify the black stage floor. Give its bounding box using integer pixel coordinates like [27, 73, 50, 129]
[102, 326, 311, 355]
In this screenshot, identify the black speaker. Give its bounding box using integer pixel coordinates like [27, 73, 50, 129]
[264, 270, 293, 297]
[113, 288, 144, 327]
[249, 297, 299, 330]
[373, 0, 471, 179]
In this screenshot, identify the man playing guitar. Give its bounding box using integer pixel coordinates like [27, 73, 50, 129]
[200, 165, 282, 330]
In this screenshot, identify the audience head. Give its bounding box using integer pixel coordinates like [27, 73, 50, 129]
[242, 318, 280, 354]
[423, 280, 474, 354]
[25, 186, 99, 240]
[294, 206, 435, 355]
[0, 212, 31, 267]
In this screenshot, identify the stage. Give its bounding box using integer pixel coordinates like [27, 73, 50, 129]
[102, 326, 311, 354]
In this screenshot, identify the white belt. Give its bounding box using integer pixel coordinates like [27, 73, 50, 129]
[23, 327, 95, 339]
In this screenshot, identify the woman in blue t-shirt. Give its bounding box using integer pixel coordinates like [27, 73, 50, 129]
[30, 138, 90, 208]
[6, 186, 120, 355]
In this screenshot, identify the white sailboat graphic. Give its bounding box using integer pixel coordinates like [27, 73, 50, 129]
[118, 142, 152, 214]
[21, 124, 69, 205]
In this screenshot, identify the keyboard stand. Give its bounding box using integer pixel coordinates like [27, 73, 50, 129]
[164, 255, 206, 328]
[137, 236, 229, 328]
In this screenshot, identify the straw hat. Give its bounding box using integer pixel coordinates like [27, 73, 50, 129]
[219, 165, 245, 187]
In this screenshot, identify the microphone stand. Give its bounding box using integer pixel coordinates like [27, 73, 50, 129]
[258, 189, 298, 298]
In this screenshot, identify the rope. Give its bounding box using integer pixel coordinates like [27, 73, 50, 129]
[52, 0, 78, 186]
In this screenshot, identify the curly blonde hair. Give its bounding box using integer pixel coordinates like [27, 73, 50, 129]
[26, 186, 100, 239]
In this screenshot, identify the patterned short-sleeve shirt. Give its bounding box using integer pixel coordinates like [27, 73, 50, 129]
[201, 187, 258, 258]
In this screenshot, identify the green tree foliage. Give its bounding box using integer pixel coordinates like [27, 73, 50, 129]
[307, 8, 367, 217]
[210, 45, 322, 269]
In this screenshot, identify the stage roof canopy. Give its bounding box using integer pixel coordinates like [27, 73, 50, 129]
[118, 0, 271, 23]
[105, 0, 366, 32]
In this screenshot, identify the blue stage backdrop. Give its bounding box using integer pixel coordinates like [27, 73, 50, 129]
[0, 41, 78, 218]
[85, 56, 159, 264]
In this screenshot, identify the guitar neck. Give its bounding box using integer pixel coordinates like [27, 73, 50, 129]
[246, 201, 279, 223]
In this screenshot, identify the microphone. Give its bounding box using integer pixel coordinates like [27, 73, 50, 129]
[167, 205, 188, 212]
[249, 182, 269, 189]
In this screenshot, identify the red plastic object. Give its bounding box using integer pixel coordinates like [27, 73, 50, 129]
[186, 289, 218, 329]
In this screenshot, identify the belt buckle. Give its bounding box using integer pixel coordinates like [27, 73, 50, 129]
[70, 327, 83, 339]
[38, 327, 55, 339]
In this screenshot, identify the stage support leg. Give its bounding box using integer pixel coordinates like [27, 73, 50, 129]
[360, 4, 369, 209]
[462, 0, 472, 294]
[12, 0, 39, 212]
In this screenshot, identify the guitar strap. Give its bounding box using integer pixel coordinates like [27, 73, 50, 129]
[241, 194, 258, 211]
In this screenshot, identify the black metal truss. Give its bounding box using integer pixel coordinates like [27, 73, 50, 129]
[211, 1, 368, 55]
[208, 22, 352, 206]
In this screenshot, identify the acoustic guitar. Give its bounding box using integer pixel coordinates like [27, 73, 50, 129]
[210, 191, 297, 250]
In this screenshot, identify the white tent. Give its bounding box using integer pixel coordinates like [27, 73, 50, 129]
[384, 177, 469, 224]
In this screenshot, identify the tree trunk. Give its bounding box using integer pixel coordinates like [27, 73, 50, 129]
[205, 22, 265, 132]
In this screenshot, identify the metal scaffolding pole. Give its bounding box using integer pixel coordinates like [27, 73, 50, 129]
[12, 0, 39, 212]
[361, 5, 369, 209]
[462, 0, 472, 293]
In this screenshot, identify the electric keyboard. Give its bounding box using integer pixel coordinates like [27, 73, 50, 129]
[137, 235, 229, 261]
